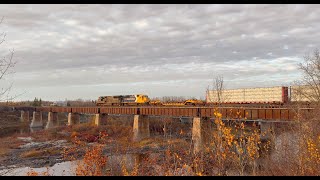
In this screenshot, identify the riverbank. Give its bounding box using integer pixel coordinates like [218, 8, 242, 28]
[0, 121, 191, 176]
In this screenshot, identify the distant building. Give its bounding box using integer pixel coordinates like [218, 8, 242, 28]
[50, 101, 68, 107]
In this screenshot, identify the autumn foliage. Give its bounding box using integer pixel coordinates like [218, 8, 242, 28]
[25, 107, 320, 176]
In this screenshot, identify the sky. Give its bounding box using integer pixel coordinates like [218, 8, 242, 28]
[0, 4, 319, 101]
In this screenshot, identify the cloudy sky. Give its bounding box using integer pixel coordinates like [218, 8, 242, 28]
[0, 4, 319, 101]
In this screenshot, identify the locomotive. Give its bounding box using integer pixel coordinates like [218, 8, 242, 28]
[96, 94, 150, 106]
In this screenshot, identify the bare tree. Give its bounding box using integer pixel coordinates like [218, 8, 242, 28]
[288, 49, 320, 175]
[214, 75, 224, 106]
[291, 49, 320, 105]
[160, 96, 186, 103]
[207, 74, 225, 107]
[0, 17, 16, 102]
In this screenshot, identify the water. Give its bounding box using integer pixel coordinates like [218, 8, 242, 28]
[0, 125, 47, 138]
[0, 126, 31, 138]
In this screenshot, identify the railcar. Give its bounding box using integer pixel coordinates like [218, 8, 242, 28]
[206, 86, 288, 104]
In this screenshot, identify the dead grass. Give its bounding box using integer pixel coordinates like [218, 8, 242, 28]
[20, 148, 61, 158]
[135, 138, 163, 147]
[20, 122, 134, 144]
[20, 149, 44, 158]
[30, 126, 69, 142]
[133, 137, 188, 150]
[0, 147, 10, 157]
[0, 136, 24, 153]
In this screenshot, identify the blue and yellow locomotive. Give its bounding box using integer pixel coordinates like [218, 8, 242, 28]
[96, 94, 150, 106]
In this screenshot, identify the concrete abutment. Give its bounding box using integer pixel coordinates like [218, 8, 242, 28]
[30, 111, 43, 128]
[133, 115, 150, 142]
[45, 112, 59, 129]
[68, 113, 80, 126]
[20, 110, 30, 122]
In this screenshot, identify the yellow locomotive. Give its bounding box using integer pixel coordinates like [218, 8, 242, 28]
[96, 94, 150, 106]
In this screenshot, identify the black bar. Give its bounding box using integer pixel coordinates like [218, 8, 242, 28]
[197, 108, 201, 117]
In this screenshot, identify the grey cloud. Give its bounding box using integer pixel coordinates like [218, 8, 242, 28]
[0, 4, 319, 100]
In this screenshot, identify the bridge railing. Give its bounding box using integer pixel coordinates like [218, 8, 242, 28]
[100, 107, 138, 115]
[72, 107, 99, 114]
[200, 107, 299, 120]
[51, 107, 72, 113]
[16, 106, 314, 121]
[35, 107, 51, 112]
[14, 106, 36, 111]
[139, 107, 199, 117]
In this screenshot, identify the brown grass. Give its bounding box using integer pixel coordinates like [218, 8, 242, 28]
[0, 147, 10, 157]
[20, 148, 61, 158]
[20, 149, 44, 158]
[0, 136, 25, 157]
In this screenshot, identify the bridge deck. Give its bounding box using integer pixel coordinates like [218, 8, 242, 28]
[13, 106, 312, 121]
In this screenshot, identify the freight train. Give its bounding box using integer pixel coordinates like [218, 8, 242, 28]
[96, 86, 315, 107]
[96, 94, 206, 106]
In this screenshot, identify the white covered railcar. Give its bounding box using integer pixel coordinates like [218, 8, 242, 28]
[206, 86, 289, 104]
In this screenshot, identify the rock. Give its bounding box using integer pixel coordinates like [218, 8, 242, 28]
[17, 137, 33, 142]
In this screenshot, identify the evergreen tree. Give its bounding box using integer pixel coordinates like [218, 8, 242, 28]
[33, 97, 38, 106]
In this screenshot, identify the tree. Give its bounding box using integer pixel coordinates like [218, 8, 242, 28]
[33, 97, 39, 106]
[290, 49, 320, 175]
[292, 49, 320, 105]
[213, 75, 224, 106]
[207, 75, 225, 107]
[0, 17, 16, 101]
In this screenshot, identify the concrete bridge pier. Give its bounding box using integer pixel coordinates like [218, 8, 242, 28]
[192, 117, 202, 153]
[191, 117, 213, 154]
[258, 121, 276, 140]
[95, 114, 101, 126]
[68, 113, 80, 126]
[20, 110, 30, 122]
[94, 113, 108, 126]
[30, 111, 43, 128]
[133, 115, 150, 142]
[45, 112, 59, 129]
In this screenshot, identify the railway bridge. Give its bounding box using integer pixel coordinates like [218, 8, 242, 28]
[15, 106, 313, 152]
